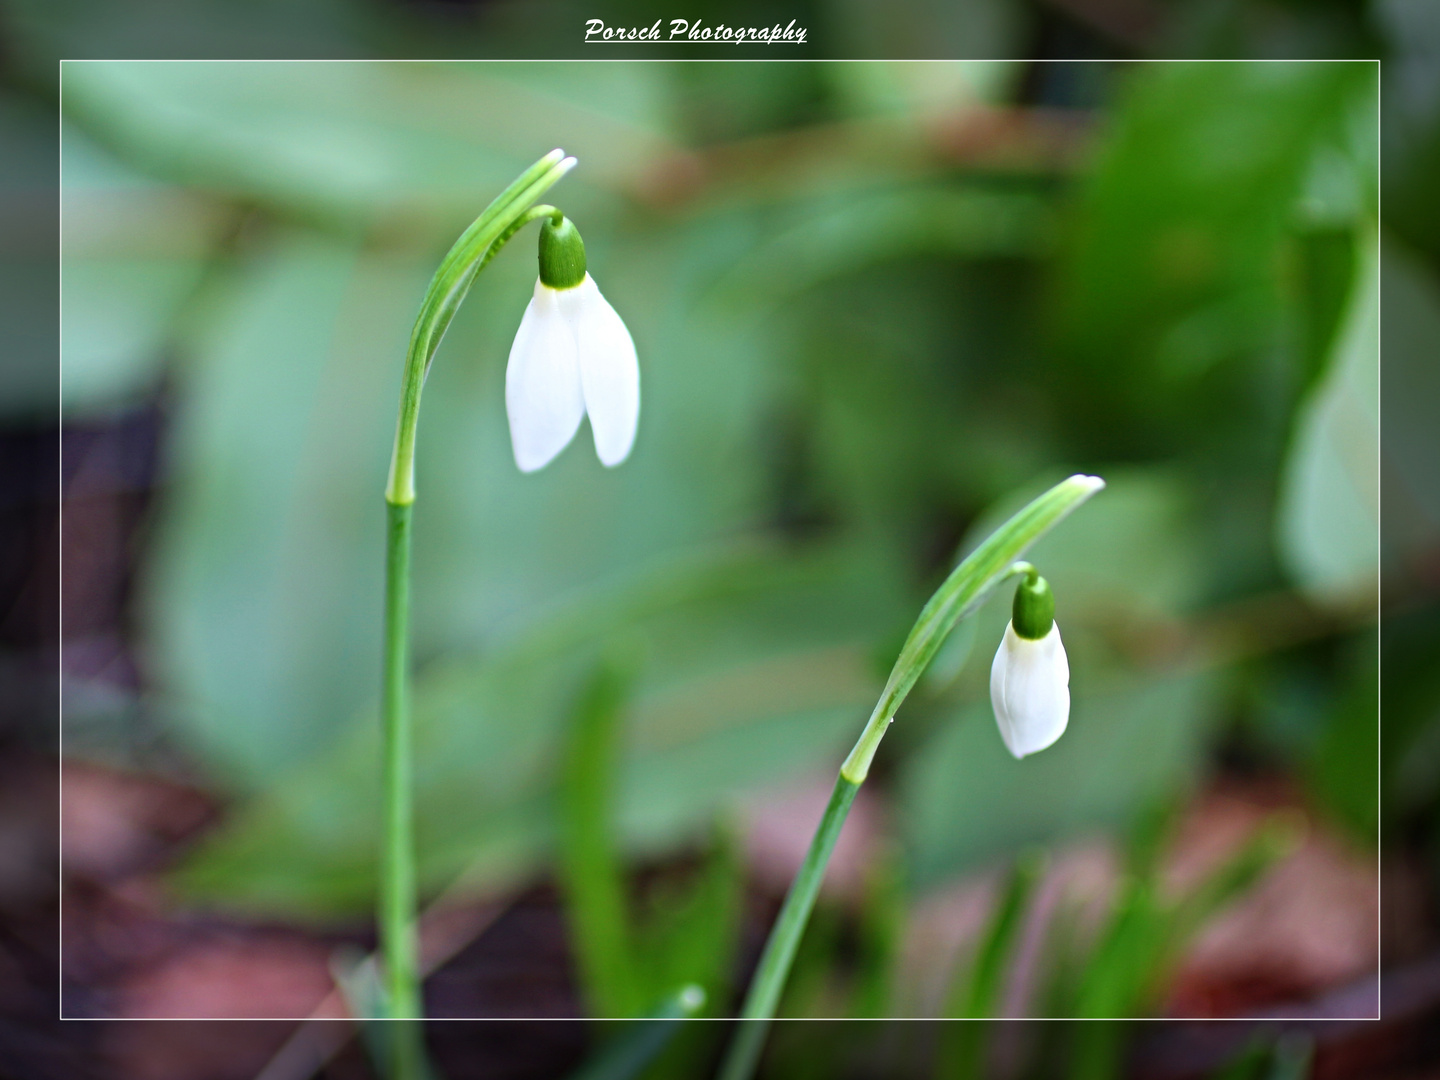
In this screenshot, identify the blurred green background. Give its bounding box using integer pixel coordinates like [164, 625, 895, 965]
[33, 49, 1425, 1029]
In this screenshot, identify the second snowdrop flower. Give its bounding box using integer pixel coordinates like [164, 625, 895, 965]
[506, 214, 640, 473]
[990, 567, 1070, 759]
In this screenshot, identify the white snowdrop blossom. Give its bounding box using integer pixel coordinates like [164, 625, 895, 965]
[989, 567, 1070, 759]
[505, 214, 639, 473]
[989, 621, 1070, 759]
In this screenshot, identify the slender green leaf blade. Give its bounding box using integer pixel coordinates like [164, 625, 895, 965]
[948, 849, 1046, 1019]
[558, 652, 644, 1018]
[567, 986, 707, 1080]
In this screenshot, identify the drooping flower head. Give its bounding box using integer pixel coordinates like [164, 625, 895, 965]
[505, 214, 640, 473]
[990, 570, 1070, 759]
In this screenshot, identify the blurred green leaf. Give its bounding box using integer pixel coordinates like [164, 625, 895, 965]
[558, 641, 743, 1023]
[1032, 893, 1086, 1025]
[936, 851, 1044, 1078]
[945, 850, 1043, 1019]
[1376, 242, 1440, 570]
[1125, 798, 1181, 882]
[60, 126, 226, 415]
[1050, 61, 1377, 603]
[1208, 1037, 1272, 1080]
[823, 61, 1019, 117]
[713, 187, 1053, 305]
[1068, 1020, 1129, 1080]
[145, 229, 388, 785]
[1061, 813, 1295, 1026]
[1306, 638, 1378, 844]
[1275, 227, 1378, 607]
[171, 542, 898, 915]
[903, 666, 1217, 890]
[559, 652, 645, 1018]
[1290, 225, 1357, 396]
[61, 61, 676, 228]
[567, 984, 706, 1080]
[62, 257, 207, 412]
[625, 852, 741, 1080]
[1266, 1033, 1315, 1080]
[852, 849, 905, 1019]
[1055, 61, 1374, 440]
[1072, 877, 1164, 1019]
[635, 829, 743, 1021]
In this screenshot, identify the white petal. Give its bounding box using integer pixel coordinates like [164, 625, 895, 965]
[989, 622, 1070, 759]
[506, 280, 585, 472]
[566, 275, 639, 468]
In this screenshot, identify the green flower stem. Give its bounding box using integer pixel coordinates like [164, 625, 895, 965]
[1006, 561, 1037, 584]
[381, 500, 418, 1023]
[378, 150, 575, 1049]
[718, 774, 857, 1080]
[718, 474, 1104, 1080]
[476, 203, 563, 281]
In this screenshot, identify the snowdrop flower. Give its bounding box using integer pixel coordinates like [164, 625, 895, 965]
[990, 569, 1070, 759]
[506, 213, 639, 473]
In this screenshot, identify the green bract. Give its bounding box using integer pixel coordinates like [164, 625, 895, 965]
[1011, 572, 1055, 640]
[538, 214, 588, 290]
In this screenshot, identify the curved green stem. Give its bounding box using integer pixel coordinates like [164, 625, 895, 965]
[717, 775, 857, 1080]
[378, 151, 575, 1054]
[839, 481, 1099, 786]
[717, 475, 1105, 1080]
[475, 203, 563, 279]
[385, 152, 575, 506]
[1005, 561, 1037, 585]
